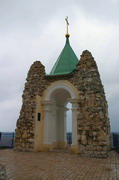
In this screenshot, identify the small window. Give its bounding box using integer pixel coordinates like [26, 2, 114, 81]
[37, 113, 41, 121]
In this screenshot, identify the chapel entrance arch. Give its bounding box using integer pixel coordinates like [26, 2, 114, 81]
[42, 81, 78, 152]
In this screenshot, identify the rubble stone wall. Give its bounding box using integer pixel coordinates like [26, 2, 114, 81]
[15, 61, 47, 151]
[15, 50, 110, 157]
[0, 165, 7, 180]
[70, 50, 110, 157]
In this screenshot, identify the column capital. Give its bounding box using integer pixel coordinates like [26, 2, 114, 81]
[41, 100, 52, 106]
[70, 99, 78, 111]
[56, 106, 69, 112]
[70, 99, 78, 104]
[41, 101, 52, 112]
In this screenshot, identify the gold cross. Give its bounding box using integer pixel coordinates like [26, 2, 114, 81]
[65, 16, 69, 35]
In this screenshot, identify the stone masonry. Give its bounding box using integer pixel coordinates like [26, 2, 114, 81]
[0, 165, 7, 180]
[15, 61, 47, 151]
[15, 50, 110, 157]
[70, 50, 110, 157]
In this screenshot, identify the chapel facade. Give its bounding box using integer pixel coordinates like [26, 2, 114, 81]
[15, 24, 110, 158]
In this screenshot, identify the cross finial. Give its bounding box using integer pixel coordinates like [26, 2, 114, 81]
[65, 16, 70, 38]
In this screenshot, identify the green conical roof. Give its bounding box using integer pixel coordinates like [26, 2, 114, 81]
[49, 37, 78, 75]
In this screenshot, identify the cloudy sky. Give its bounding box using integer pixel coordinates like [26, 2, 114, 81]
[0, 0, 119, 132]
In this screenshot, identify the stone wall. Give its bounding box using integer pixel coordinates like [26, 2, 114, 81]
[0, 165, 7, 180]
[70, 50, 110, 157]
[15, 50, 110, 157]
[15, 61, 47, 151]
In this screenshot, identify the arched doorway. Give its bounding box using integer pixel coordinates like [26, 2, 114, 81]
[66, 102, 72, 146]
[42, 81, 78, 152]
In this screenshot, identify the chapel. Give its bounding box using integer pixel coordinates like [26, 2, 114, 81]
[15, 18, 110, 157]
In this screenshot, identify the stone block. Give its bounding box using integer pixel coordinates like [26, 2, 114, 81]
[86, 150, 93, 155]
[15, 129, 21, 138]
[0, 165, 7, 180]
[96, 146, 102, 151]
[102, 146, 108, 151]
[100, 151, 107, 155]
[27, 139, 34, 143]
[22, 131, 27, 139]
[99, 111, 104, 119]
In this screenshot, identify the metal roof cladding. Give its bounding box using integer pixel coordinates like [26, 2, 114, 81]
[49, 36, 78, 75]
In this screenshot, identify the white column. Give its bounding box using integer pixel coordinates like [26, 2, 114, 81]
[52, 105, 57, 142]
[57, 107, 64, 141]
[70, 99, 78, 145]
[57, 106, 68, 142]
[42, 101, 52, 144]
[64, 107, 69, 141]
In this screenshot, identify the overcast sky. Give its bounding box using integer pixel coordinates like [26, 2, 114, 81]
[0, 0, 119, 132]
